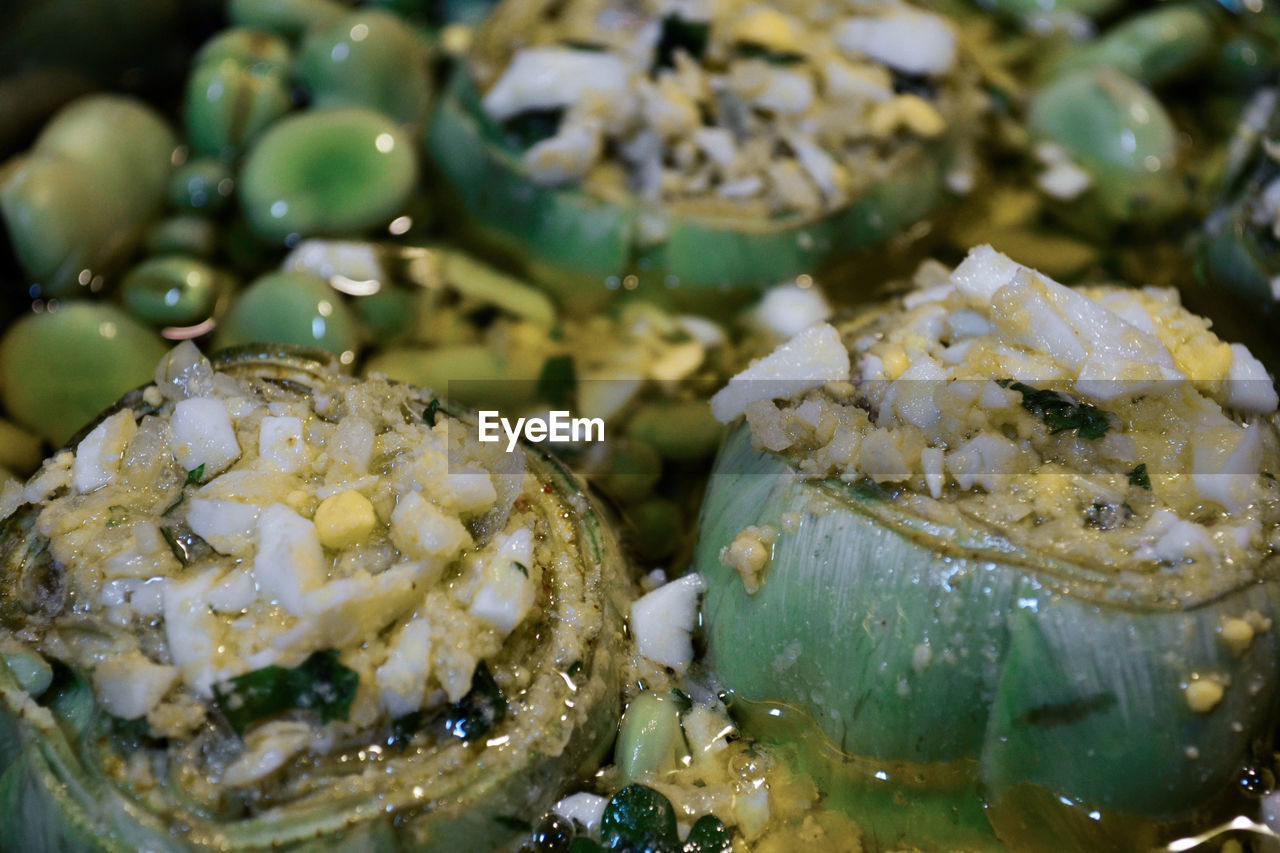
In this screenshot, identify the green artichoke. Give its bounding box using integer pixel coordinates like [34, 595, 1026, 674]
[0, 345, 633, 852]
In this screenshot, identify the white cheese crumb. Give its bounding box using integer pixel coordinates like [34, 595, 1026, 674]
[1227, 343, 1279, 414]
[186, 498, 261, 557]
[376, 617, 434, 719]
[389, 491, 473, 563]
[630, 574, 707, 673]
[221, 720, 313, 786]
[253, 503, 327, 615]
[921, 448, 945, 499]
[552, 793, 609, 835]
[169, 397, 241, 476]
[835, 11, 956, 76]
[92, 651, 179, 720]
[73, 410, 137, 494]
[258, 416, 311, 473]
[710, 323, 850, 422]
[746, 283, 833, 340]
[468, 528, 535, 635]
[482, 48, 630, 123]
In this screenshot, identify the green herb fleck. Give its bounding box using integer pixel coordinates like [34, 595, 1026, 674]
[424, 397, 441, 428]
[160, 527, 188, 565]
[214, 649, 358, 736]
[652, 14, 710, 72]
[999, 381, 1111, 440]
[105, 506, 128, 529]
[502, 108, 564, 149]
[493, 815, 533, 833]
[444, 662, 508, 741]
[185, 464, 205, 487]
[513, 561, 529, 577]
[1128, 463, 1151, 490]
[736, 41, 805, 65]
[537, 355, 577, 409]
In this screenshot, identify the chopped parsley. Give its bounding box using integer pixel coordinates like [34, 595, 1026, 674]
[214, 649, 358, 736]
[502, 108, 564, 150]
[652, 14, 709, 73]
[736, 42, 805, 65]
[444, 662, 508, 741]
[513, 561, 529, 577]
[537, 354, 577, 408]
[423, 397, 441, 428]
[184, 464, 206, 486]
[999, 381, 1112, 440]
[1128, 463, 1151, 490]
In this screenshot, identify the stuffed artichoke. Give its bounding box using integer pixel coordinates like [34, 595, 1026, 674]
[427, 0, 985, 311]
[0, 343, 632, 852]
[695, 246, 1280, 851]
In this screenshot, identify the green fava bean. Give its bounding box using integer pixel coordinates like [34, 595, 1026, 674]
[146, 213, 222, 257]
[1, 157, 117, 298]
[1028, 68, 1185, 225]
[184, 61, 292, 160]
[600, 439, 662, 505]
[364, 344, 541, 409]
[33, 95, 177, 213]
[1047, 4, 1214, 87]
[121, 255, 224, 328]
[295, 10, 434, 128]
[227, 0, 347, 39]
[0, 304, 166, 446]
[614, 692, 686, 782]
[239, 108, 419, 243]
[214, 271, 359, 357]
[144, 216, 221, 259]
[628, 498, 683, 561]
[350, 285, 416, 341]
[167, 158, 234, 213]
[195, 27, 292, 69]
[626, 400, 724, 461]
[2, 95, 177, 296]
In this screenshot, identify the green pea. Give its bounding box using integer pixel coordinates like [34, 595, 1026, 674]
[599, 439, 662, 505]
[626, 399, 724, 461]
[600, 784, 680, 849]
[0, 303, 167, 446]
[167, 158, 234, 213]
[295, 10, 434, 128]
[227, 0, 347, 39]
[121, 256, 225, 328]
[238, 107, 419, 243]
[144, 216, 221, 259]
[364, 344, 540, 409]
[1028, 68, 1185, 225]
[184, 60, 292, 160]
[214, 271, 359, 357]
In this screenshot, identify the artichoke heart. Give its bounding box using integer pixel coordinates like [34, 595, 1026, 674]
[0, 343, 633, 853]
[696, 245, 1280, 851]
[427, 0, 985, 310]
